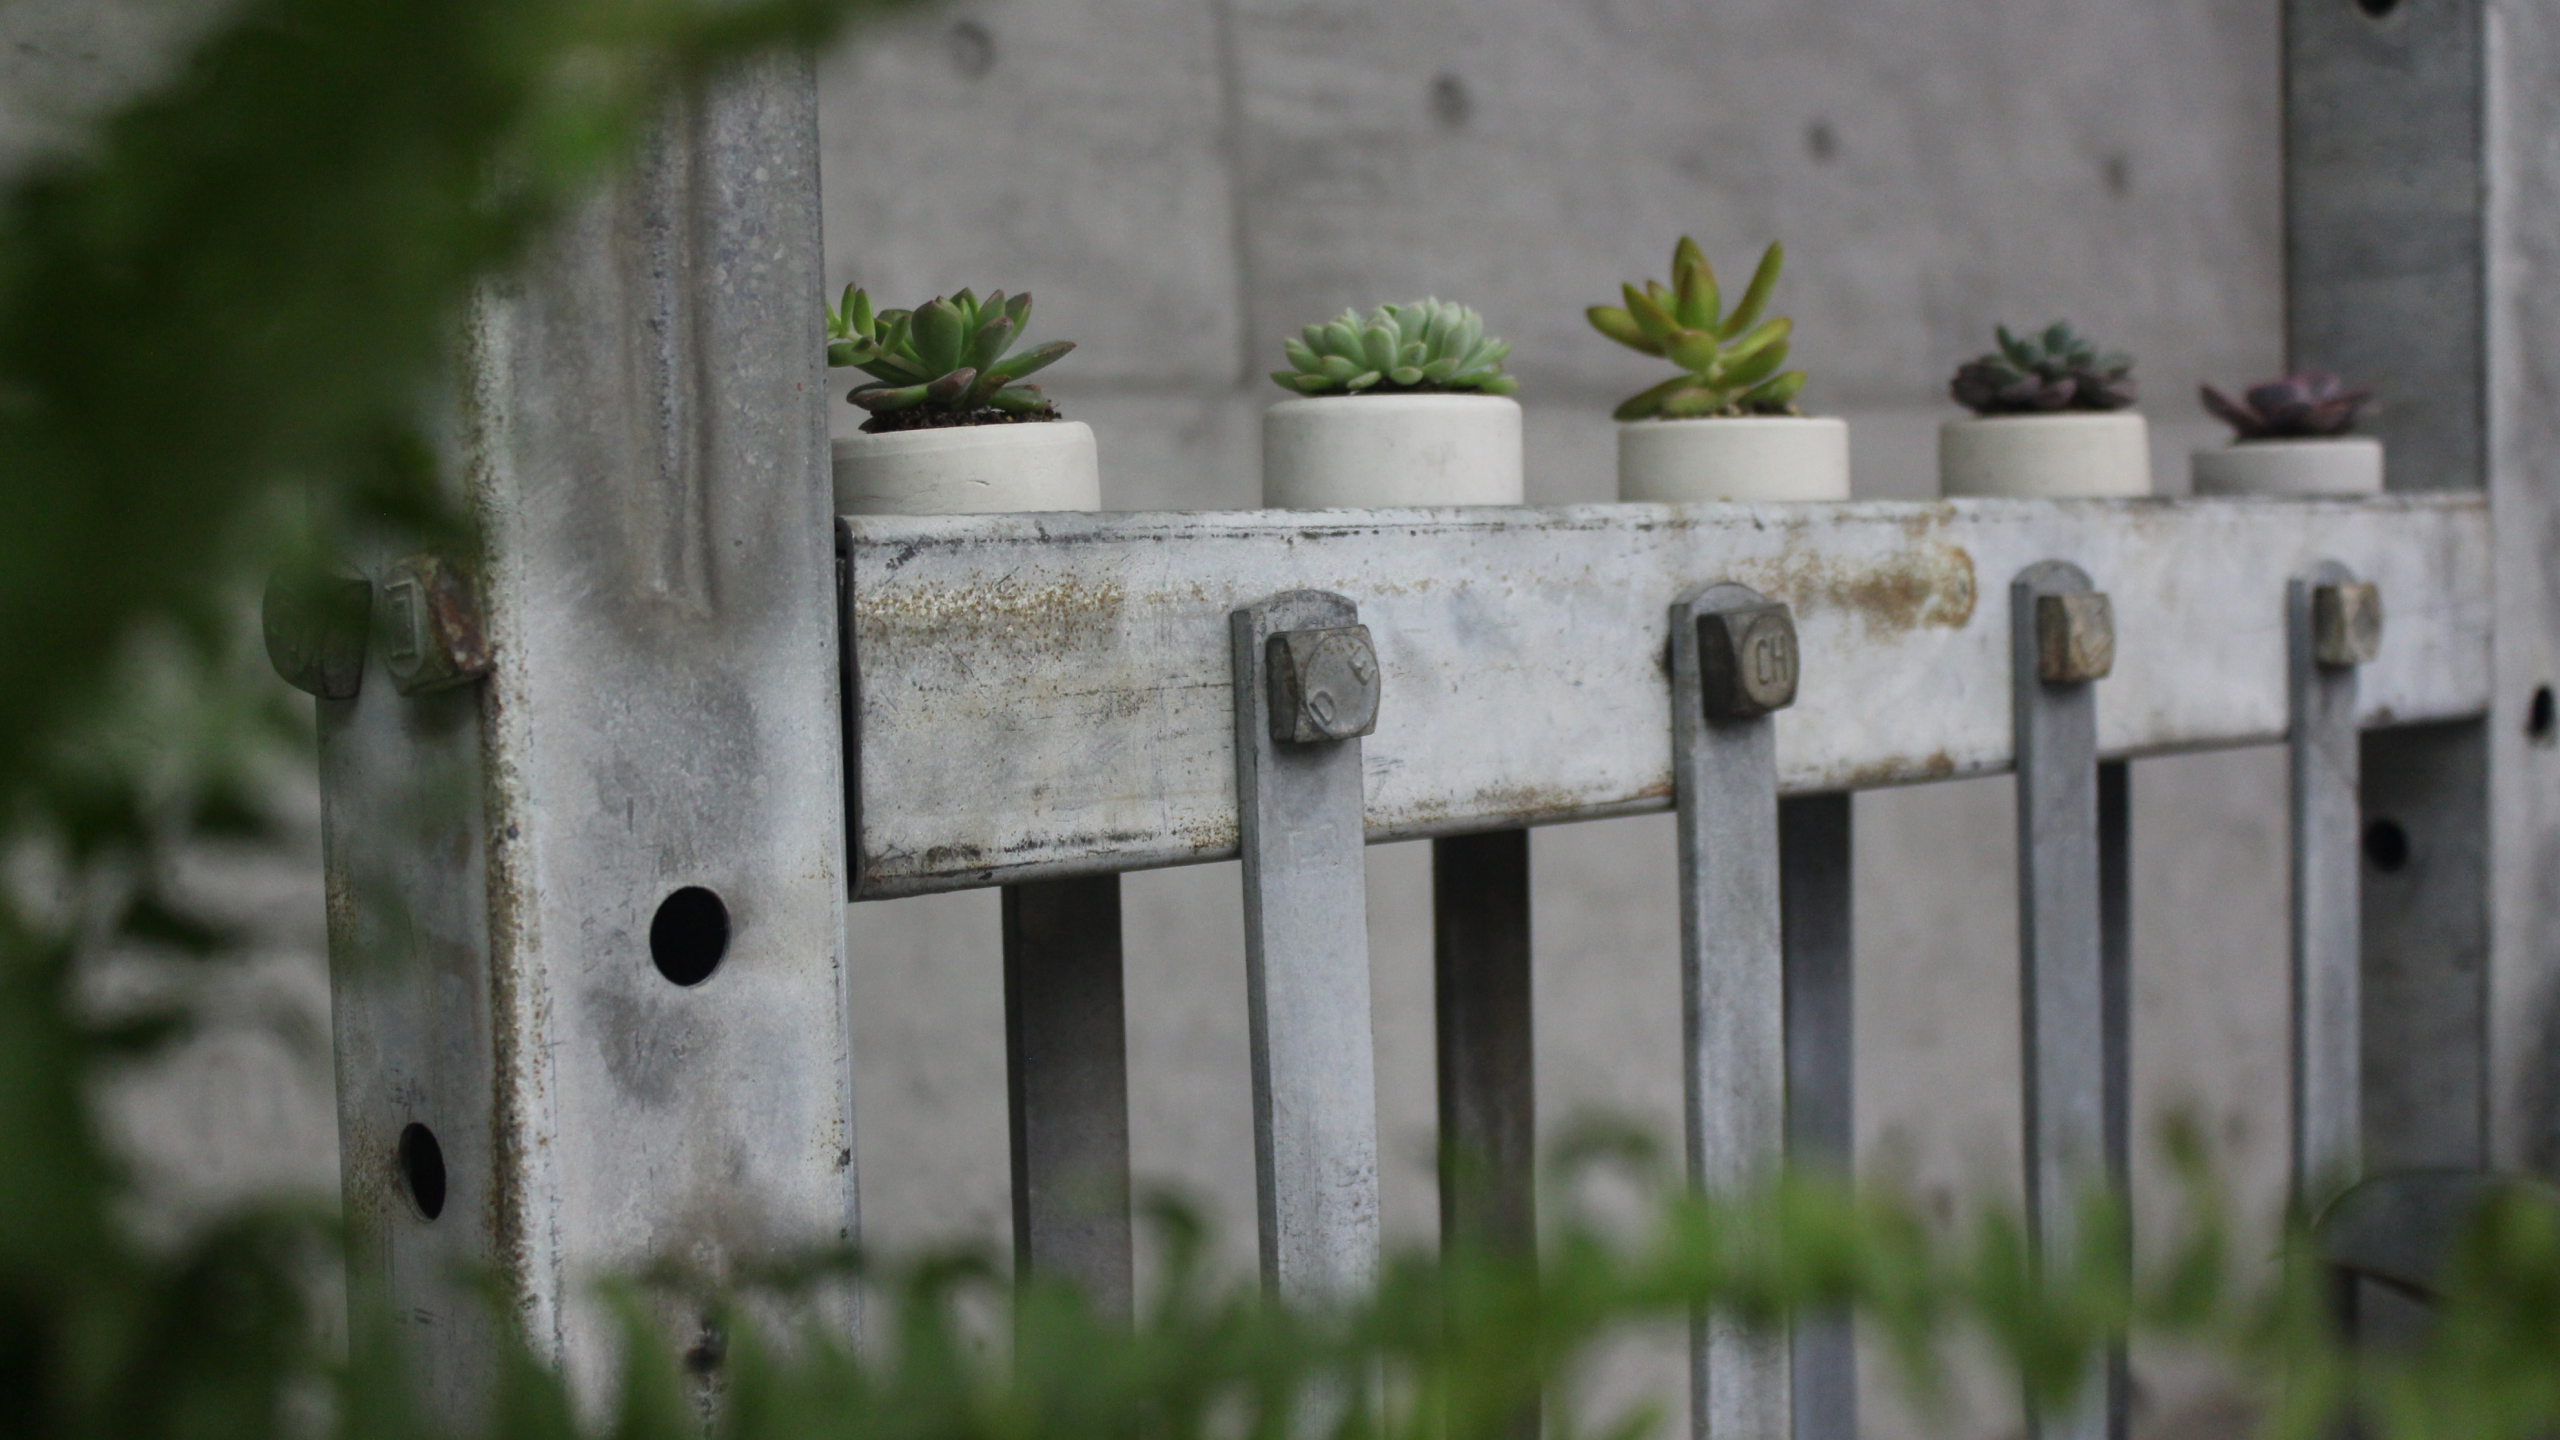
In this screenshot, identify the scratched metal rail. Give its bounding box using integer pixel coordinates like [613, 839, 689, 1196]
[840, 495, 2488, 898]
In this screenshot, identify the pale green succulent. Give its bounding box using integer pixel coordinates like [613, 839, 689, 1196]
[826, 285, 1074, 427]
[1270, 299, 1518, 397]
[1587, 238, 1806, 420]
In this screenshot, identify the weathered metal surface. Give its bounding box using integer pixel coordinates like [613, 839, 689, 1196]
[1267, 624, 1382, 743]
[1780, 793, 1854, 1440]
[2292, 564, 2365, 1199]
[2360, 720, 2491, 1170]
[1671, 582, 1790, 1440]
[1232, 591, 1381, 1302]
[2034, 592, 2114, 686]
[1003, 876, 1134, 1318]
[1697, 599, 1800, 720]
[2287, 0, 2504, 1177]
[2483, 0, 2560, 1177]
[842, 497, 2489, 897]
[324, 55, 853, 1414]
[2011, 561, 2107, 1440]
[377, 554, 493, 697]
[2313, 581, 2383, 670]
[2286, 0, 2483, 494]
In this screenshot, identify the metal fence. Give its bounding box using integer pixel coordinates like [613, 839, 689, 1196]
[305, 4, 2560, 1437]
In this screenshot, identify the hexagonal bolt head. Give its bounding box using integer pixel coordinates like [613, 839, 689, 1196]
[2313, 581, 2383, 668]
[2035, 591, 2114, 684]
[378, 554, 493, 696]
[1697, 601, 1799, 720]
[262, 570, 372, 699]
[1267, 624, 1381, 744]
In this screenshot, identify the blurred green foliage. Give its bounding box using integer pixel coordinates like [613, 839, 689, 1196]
[0, 0, 891, 1432]
[3, 4, 2560, 1440]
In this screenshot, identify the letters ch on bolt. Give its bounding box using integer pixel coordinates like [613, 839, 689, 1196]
[1267, 624, 1382, 744]
[1697, 601, 1799, 720]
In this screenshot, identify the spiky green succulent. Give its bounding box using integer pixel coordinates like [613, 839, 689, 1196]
[826, 285, 1074, 427]
[1950, 322, 2135, 414]
[1587, 238, 1805, 421]
[1270, 299, 1518, 397]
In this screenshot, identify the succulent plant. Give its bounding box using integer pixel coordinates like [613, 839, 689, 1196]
[1586, 238, 1805, 421]
[1949, 322, 2136, 414]
[1269, 299, 1518, 397]
[826, 285, 1074, 429]
[2200, 371, 2372, 440]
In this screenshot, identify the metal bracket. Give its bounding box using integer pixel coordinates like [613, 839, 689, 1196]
[1231, 590, 1381, 1303]
[2011, 560, 2110, 1440]
[1669, 581, 1794, 1440]
[2292, 563, 2375, 1200]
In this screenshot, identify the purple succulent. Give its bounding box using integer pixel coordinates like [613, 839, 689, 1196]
[2200, 371, 2372, 440]
[1948, 322, 2137, 416]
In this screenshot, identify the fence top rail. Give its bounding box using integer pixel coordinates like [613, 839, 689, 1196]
[841, 495, 2488, 898]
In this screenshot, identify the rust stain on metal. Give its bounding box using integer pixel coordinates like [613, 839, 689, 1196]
[1829, 748, 1961, 791]
[1763, 539, 1977, 637]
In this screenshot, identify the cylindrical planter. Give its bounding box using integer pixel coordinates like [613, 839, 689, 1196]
[1616, 416, 1851, 502]
[1939, 413, 2151, 498]
[2190, 437, 2383, 497]
[1262, 394, 1524, 507]
[833, 420, 1100, 516]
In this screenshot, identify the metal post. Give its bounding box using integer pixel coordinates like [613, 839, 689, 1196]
[2285, 0, 2517, 1176]
[2011, 561, 2112, 1440]
[2291, 568, 2380, 1200]
[1003, 876, 1134, 1317]
[1780, 793, 1853, 1440]
[1669, 582, 1796, 1440]
[322, 55, 853, 1419]
[1232, 591, 1384, 1302]
[2097, 760, 2130, 1440]
[1435, 829, 1535, 1256]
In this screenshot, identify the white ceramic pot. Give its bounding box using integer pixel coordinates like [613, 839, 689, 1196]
[1261, 394, 1523, 507]
[1938, 413, 2151, 498]
[1616, 416, 1850, 502]
[832, 420, 1100, 515]
[2190, 437, 2383, 497]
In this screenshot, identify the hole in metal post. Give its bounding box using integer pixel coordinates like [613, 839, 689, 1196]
[651, 886, 730, 986]
[2364, 818, 2411, 873]
[2530, 685, 2555, 742]
[398, 1123, 446, 1221]
[2355, 0, 2398, 15]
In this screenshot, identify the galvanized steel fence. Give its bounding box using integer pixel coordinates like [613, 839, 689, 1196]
[306, 5, 2560, 1439]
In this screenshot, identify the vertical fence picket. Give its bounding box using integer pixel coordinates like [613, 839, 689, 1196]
[1780, 794, 1854, 1440]
[2098, 760, 2131, 1440]
[2289, 565, 2375, 1200]
[1670, 582, 1797, 1440]
[2011, 561, 2112, 1440]
[1435, 829, 1537, 1254]
[1232, 591, 1385, 1301]
[1002, 876, 1135, 1318]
